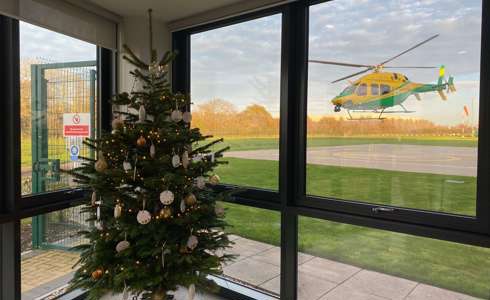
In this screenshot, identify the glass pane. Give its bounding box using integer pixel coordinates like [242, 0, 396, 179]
[298, 216, 490, 300]
[222, 202, 280, 297]
[20, 21, 97, 196]
[21, 206, 89, 299]
[190, 14, 282, 190]
[307, 1, 482, 216]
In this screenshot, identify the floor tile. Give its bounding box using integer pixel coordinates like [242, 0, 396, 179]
[299, 257, 361, 284]
[260, 271, 338, 300]
[223, 257, 280, 286]
[319, 286, 387, 300]
[251, 247, 314, 267]
[332, 270, 417, 300]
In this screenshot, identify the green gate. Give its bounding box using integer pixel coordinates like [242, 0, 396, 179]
[30, 61, 96, 250]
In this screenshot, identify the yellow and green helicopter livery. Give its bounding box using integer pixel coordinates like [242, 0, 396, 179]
[310, 34, 456, 120]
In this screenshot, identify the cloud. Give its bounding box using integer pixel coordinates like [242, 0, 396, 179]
[184, 0, 482, 125]
[20, 22, 96, 62]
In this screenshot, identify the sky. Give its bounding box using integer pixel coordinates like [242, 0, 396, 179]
[19, 22, 96, 63]
[191, 0, 483, 126]
[18, 0, 483, 126]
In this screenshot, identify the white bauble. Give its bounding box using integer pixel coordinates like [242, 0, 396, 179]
[139, 105, 146, 122]
[123, 161, 132, 172]
[159, 190, 174, 205]
[95, 221, 103, 230]
[136, 210, 151, 225]
[182, 151, 190, 169]
[187, 235, 198, 250]
[180, 199, 186, 213]
[171, 110, 183, 122]
[172, 154, 181, 168]
[114, 203, 122, 218]
[150, 143, 156, 158]
[195, 176, 206, 189]
[116, 240, 130, 253]
[182, 112, 192, 123]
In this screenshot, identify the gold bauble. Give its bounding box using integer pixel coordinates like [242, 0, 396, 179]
[91, 269, 103, 280]
[185, 193, 197, 206]
[111, 117, 124, 130]
[208, 174, 220, 185]
[94, 153, 108, 172]
[151, 290, 166, 300]
[159, 207, 172, 219]
[137, 135, 147, 147]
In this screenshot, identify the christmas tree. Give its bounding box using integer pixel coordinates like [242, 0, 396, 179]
[67, 10, 234, 300]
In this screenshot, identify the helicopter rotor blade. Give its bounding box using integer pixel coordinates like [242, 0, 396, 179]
[379, 34, 439, 66]
[331, 68, 373, 84]
[383, 66, 437, 69]
[309, 60, 374, 68]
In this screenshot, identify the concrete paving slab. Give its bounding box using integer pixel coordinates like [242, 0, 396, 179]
[319, 285, 387, 300]
[226, 144, 477, 176]
[223, 257, 280, 286]
[299, 257, 361, 284]
[405, 284, 483, 300]
[333, 270, 417, 300]
[252, 247, 314, 267]
[260, 271, 337, 300]
[224, 239, 271, 262]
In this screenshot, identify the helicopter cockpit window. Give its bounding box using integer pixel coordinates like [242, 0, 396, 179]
[371, 84, 379, 96]
[356, 83, 367, 96]
[380, 84, 391, 95]
[342, 83, 358, 95]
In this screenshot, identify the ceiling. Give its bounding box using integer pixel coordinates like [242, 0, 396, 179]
[87, 0, 245, 22]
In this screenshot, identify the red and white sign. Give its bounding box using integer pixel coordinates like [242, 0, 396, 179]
[63, 113, 91, 137]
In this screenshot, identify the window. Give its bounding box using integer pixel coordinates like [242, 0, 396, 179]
[0, 12, 114, 299]
[298, 216, 490, 299]
[21, 208, 87, 299]
[19, 21, 97, 197]
[190, 14, 282, 191]
[355, 83, 367, 96]
[173, 1, 490, 299]
[221, 202, 280, 296]
[380, 84, 391, 95]
[307, 0, 482, 219]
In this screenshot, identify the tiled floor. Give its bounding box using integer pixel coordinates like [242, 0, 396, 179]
[223, 235, 483, 300]
[20, 236, 483, 300]
[21, 250, 80, 300]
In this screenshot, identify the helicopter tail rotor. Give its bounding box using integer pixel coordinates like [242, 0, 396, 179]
[437, 65, 456, 94]
[447, 76, 456, 93]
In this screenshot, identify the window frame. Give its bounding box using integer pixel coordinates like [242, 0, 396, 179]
[0, 14, 116, 300]
[173, 1, 490, 299]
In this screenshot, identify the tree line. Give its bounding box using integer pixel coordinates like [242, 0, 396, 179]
[192, 99, 476, 137]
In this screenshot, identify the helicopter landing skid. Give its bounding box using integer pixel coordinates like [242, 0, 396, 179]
[346, 107, 415, 120]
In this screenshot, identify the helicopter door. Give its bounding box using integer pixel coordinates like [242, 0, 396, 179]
[356, 83, 367, 96]
[371, 84, 380, 96]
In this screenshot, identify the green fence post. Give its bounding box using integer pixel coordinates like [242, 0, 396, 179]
[31, 65, 48, 249]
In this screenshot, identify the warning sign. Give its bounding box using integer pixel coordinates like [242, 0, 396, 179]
[63, 113, 90, 137]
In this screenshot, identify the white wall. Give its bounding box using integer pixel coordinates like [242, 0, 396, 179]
[118, 16, 171, 93]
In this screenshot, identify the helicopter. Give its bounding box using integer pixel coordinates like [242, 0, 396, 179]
[309, 34, 456, 120]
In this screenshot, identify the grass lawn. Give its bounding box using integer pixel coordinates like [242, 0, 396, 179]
[217, 158, 489, 298]
[217, 158, 476, 215]
[215, 136, 477, 152]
